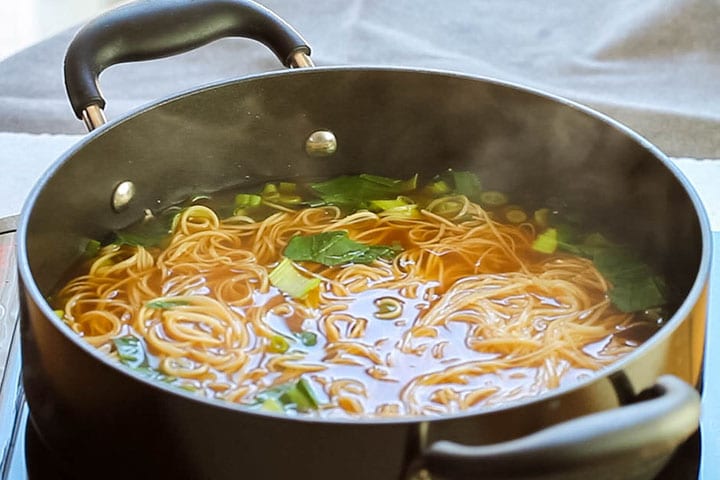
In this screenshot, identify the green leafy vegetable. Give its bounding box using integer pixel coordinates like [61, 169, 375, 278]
[592, 249, 666, 312]
[146, 299, 190, 309]
[449, 171, 482, 200]
[284, 231, 401, 266]
[113, 335, 146, 368]
[256, 377, 321, 413]
[113, 336, 175, 383]
[113, 229, 168, 248]
[113, 210, 176, 247]
[551, 230, 666, 313]
[269, 258, 322, 299]
[133, 366, 177, 384]
[311, 174, 418, 210]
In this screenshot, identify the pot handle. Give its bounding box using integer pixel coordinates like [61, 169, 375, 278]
[64, 0, 312, 130]
[415, 375, 700, 480]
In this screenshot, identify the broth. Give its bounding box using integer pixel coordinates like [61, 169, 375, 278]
[51, 171, 666, 417]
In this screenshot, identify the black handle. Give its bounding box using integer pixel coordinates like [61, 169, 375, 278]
[64, 0, 310, 119]
[418, 375, 700, 480]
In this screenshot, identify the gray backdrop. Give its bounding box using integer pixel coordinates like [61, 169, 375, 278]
[0, 0, 718, 158]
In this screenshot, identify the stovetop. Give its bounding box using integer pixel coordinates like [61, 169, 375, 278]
[1, 228, 719, 479]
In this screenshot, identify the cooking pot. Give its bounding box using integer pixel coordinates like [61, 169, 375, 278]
[16, 1, 711, 479]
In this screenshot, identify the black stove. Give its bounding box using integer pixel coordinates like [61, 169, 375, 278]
[1, 228, 718, 479]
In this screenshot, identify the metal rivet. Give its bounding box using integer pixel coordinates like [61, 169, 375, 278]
[305, 130, 337, 157]
[112, 180, 135, 212]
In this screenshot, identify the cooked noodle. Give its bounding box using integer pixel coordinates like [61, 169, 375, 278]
[56, 194, 643, 417]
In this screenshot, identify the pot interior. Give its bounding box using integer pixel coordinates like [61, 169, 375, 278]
[23, 67, 704, 356]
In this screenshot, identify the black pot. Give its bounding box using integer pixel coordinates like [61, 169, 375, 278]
[17, 1, 711, 479]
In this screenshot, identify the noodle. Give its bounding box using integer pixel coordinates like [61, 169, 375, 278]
[54, 188, 650, 418]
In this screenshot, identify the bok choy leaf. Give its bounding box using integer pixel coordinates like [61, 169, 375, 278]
[310, 174, 417, 210]
[283, 231, 401, 266]
[113, 336, 176, 383]
[256, 377, 321, 413]
[548, 226, 666, 313]
[269, 258, 322, 299]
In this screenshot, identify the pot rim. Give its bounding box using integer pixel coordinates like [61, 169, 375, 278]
[16, 65, 714, 426]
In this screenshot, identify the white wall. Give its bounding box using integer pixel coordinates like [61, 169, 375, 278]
[0, 0, 127, 60]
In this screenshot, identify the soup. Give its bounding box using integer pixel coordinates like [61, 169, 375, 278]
[51, 171, 667, 417]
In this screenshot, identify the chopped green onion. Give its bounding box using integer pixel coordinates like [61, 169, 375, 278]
[424, 180, 451, 196]
[268, 335, 290, 353]
[479, 191, 508, 208]
[369, 198, 411, 211]
[374, 297, 403, 319]
[504, 207, 528, 224]
[297, 331, 318, 347]
[278, 182, 297, 194]
[532, 228, 558, 254]
[262, 183, 279, 197]
[53, 309, 65, 319]
[255, 377, 321, 412]
[432, 200, 464, 217]
[285, 378, 320, 411]
[260, 397, 285, 413]
[381, 204, 421, 218]
[533, 208, 551, 228]
[83, 239, 101, 257]
[234, 193, 262, 208]
[269, 258, 322, 299]
[146, 299, 190, 309]
[369, 197, 421, 218]
[260, 183, 302, 206]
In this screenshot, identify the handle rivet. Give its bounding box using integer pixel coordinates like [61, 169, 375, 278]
[112, 180, 136, 212]
[305, 130, 337, 157]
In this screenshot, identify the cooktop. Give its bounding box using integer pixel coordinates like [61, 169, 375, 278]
[1, 227, 718, 479]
